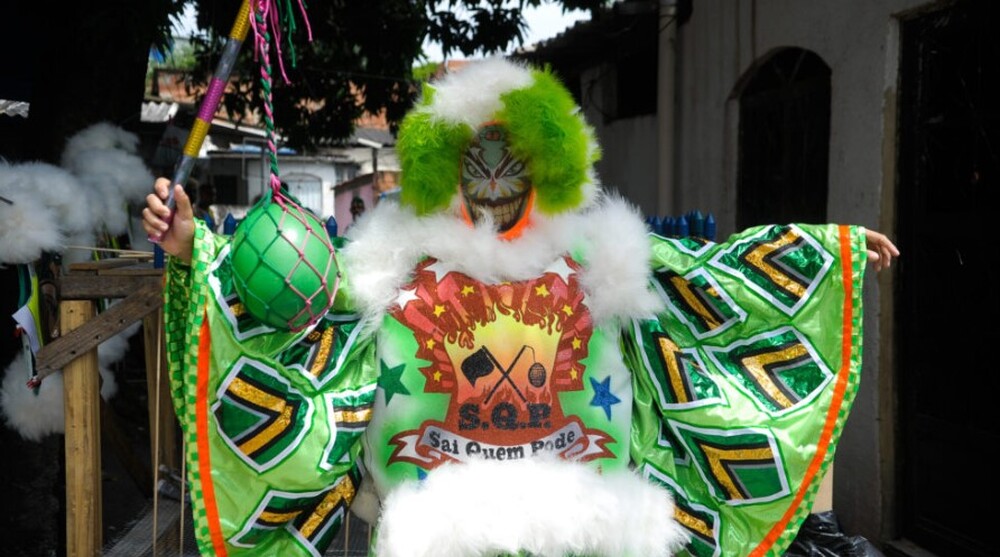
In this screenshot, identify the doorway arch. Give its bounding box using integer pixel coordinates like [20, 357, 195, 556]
[733, 47, 831, 229]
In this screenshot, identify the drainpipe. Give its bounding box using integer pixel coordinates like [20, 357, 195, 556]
[657, 0, 678, 216]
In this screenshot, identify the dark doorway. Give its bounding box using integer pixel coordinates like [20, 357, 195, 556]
[737, 48, 831, 229]
[896, 2, 999, 556]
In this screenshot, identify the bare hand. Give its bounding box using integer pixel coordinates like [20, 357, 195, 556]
[864, 228, 899, 272]
[142, 178, 195, 264]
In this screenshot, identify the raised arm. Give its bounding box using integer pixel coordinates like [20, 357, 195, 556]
[142, 177, 195, 264]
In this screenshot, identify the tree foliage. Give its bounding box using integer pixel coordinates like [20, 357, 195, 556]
[186, 0, 604, 150]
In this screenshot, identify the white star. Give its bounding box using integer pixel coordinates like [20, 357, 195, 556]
[424, 260, 453, 283]
[396, 288, 419, 309]
[546, 257, 576, 282]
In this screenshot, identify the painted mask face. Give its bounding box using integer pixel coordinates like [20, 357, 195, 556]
[460, 124, 532, 232]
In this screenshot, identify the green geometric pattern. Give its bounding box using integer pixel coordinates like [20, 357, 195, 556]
[643, 464, 721, 557]
[164, 220, 228, 555]
[651, 268, 747, 340]
[709, 224, 833, 316]
[213, 356, 314, 472]
[163, 221, 371, 557]
[632, 319, 722, 410]
[635, 224, 869, 556]
[321, 384, 377, 470]
[703, 327, 833, 415]
[667, 421, 789, 505]
[656, 235, 715, 258]
[229, 470, 359, 555]
[278, 313, 364, 389]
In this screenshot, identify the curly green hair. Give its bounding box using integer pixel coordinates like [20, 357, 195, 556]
[397, 64, 601, 216]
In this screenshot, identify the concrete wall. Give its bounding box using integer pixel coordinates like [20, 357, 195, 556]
[579, 66, 661, 216]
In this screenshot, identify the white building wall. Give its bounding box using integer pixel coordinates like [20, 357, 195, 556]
[243, 157, 353, 218]
[675, 0, 928, 235]
[579, 67, 660, 218]
[344, 146, 400, 175]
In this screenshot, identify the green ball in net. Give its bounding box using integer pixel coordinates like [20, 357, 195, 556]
[230, 197, 339, 331]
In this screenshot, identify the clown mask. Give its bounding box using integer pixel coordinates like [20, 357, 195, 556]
[460, 124, 534, 236]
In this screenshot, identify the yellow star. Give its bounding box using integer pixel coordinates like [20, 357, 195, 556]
[570, 368, 578, 380]
[426, 339, 436, 350]
[562, 305, 573, 316]
[461, 285, 475, 296]
[433, 304, 446, 317]
[535, 284, 550, 297]
[433, 370, 442, 382]
[572, 337, 582, 350]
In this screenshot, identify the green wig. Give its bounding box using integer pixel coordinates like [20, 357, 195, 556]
[397, 59, 601, 216]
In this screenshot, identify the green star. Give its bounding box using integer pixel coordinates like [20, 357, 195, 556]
[378, 360, 410, 405]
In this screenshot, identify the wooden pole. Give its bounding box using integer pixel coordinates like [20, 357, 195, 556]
[143, 308, 178, 476]
[62, 299, 102, 557]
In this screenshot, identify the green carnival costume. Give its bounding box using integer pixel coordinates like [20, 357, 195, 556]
[164, 58, 869, 557]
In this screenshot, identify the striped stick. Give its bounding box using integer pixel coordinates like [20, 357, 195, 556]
[150, 0, 253, 242]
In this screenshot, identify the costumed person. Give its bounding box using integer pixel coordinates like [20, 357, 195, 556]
[143, 57, 898, 557]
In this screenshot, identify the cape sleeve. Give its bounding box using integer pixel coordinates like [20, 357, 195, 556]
[625, 223, 868, 557]
[163, 223, 379, 557]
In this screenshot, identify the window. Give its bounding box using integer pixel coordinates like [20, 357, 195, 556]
[281, 173, 324, 215]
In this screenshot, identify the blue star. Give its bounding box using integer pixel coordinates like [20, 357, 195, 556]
[589, 375, 621, 420]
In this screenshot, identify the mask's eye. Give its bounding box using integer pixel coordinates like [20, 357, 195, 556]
[501, 159, 525, 177]
[463, 156, 487, 179]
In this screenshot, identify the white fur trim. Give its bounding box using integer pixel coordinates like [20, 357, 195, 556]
[60, 121, 141, 165]
[423, 57, 535, 128]
[0, 322, 137, 441]
[0, 181, 66, 263]
[350, 474, 382, 525]
[2, 161, 95, 235]
[374, 457, 689, 557]
[341, 193, 663, 332]
[60, 122, 155, 236]
[1, 352, 64, 441]
[575, 193, 664, 326]
[60, 230, 99, 267]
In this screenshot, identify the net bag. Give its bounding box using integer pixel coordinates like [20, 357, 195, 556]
[231, 188, 338, 331]
[229, 0, 338, 332]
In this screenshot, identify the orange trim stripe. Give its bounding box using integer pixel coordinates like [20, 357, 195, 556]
[751, 225, 854, 556]
[196, 318, 228, 556]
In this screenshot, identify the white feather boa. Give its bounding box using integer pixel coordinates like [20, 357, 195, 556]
[340, 192, 664, 334]
[0, 325, 135, 441]
[374, 457, 690, 557]
[0, 121, 154, 265]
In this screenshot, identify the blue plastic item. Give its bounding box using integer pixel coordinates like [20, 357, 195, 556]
[223, 213, 239, 235]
